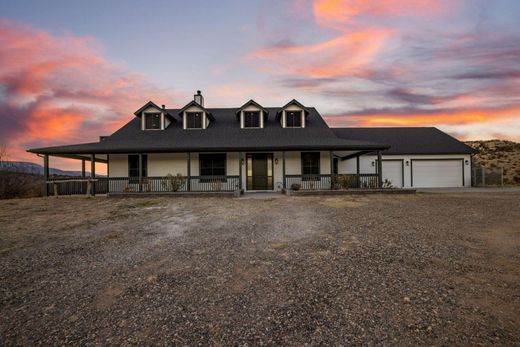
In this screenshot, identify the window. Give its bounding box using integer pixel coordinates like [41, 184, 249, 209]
[187, 112, 203, 129]
[301, 152, 320, 179]
[144, 113, 161, 129]
[128, 155, 147, 182]
[244, 111, 260, 128]
[286, 111, 302, 127]
[333, 157, 338, 175]
[199, 154, 226, 177]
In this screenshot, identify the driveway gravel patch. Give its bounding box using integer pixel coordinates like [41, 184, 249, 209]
[0, 193, 519, 345]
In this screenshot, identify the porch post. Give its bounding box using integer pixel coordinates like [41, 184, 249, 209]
[356, 155, 360, 188]
[81, 159, 86, 177]
[282, 151, 286, 189]
[90, 154, 96, 196]
[187, 152, 191, 191]
[329, 151, 334, 190]
[238, 152, 242, 190]
[138, 153, 143, 192]
[377, 150, 383, 188]
[43, 154, 49, 197]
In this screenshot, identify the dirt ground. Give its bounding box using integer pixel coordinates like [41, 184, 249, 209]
[0, 193, 519, 346]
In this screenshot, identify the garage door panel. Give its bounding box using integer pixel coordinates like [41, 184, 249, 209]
[412, 160, 463, 187]
[382, 161, 403, 187]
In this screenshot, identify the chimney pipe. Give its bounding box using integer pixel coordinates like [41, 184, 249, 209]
[161, 104, 165, 110]
[194, 90, 204, 107]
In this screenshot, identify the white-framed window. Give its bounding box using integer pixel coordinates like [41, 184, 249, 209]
[186, 112, 203, 129]
[285, 110, 302, 127]
[144, 113, 162, 130]
[243, 111, 261, 128]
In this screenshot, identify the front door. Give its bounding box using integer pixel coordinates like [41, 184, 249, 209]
[246, 153, 273, 190]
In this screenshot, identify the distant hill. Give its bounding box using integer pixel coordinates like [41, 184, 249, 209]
[0, 161, 89, 177]
[465, 140, 520, 185]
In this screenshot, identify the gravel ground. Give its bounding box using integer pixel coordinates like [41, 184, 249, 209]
[0, 193, 519, 346]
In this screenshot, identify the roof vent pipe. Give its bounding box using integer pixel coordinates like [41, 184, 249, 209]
[194, 90, 204, 107]
[161, 104, 165, 110]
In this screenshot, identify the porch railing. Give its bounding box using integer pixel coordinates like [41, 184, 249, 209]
[285, 174, 380, 190]
[108, 175, 240, 193]
[46, 176, 108, 196]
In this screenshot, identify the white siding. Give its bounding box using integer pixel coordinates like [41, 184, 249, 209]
[148, 153, 188, 176]
[109, 154, 128, 177]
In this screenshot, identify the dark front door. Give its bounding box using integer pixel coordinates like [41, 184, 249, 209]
[247, 154, 273, 190]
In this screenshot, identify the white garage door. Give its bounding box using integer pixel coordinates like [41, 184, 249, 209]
[382, 160, 403, 187]
[412, 160, 463, 187]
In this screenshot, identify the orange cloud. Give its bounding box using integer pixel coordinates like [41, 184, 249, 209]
[248, 28, 394, 78]
[0, 19, 175, 171]
[324, 105, 520, 129]
[313, 0, 447, 27]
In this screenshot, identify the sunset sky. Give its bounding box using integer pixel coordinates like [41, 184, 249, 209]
[1, 0, 519, 171]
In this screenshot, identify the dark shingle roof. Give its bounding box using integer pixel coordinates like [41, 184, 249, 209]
[332, 127, 476, 155]
[28, 107, 388, 155]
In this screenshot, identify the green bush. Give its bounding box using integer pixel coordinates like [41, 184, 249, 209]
[162, 173, 186, 192]
[335, 175, 354, 189]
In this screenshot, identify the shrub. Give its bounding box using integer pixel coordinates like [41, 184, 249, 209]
[290, 183, 301, 191]
[335, 175, 354, 189]
[0, 171, 43, 199]
[162, 173, 186, 192]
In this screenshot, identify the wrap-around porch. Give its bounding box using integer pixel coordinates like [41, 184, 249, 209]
[42, 149, 384, 196]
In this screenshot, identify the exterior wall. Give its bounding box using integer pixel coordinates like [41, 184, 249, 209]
[337, 158, 357, 174]
[336, 153, 472, 188]
[148, 153, 188, 176]
[109, 154, 128, 177]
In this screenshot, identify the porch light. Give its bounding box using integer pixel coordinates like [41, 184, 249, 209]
[371, 161, 375, 167]
[241, 158, 244, 166]
[405, 160, 409, 166]
[275, 158, 279, 165]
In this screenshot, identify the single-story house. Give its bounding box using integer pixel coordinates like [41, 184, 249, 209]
[28, 91, 476, 195]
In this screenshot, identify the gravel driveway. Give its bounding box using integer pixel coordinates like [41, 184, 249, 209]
[1, 193, 519, 345]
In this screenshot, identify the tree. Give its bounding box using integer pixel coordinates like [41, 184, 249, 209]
[0, 144, 8, 165]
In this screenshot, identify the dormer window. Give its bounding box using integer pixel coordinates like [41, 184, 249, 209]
[237, 99, 268, 129]
[144, 113, 161, 130]
[278, 99, 308, 128]
[286, 111, 302, 128]
[244, 111, 261, 128]
[186, 112, 203, 129]
[134, 101, 174, 131]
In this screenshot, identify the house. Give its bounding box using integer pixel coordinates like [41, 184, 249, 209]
[28, 91, 476, 195]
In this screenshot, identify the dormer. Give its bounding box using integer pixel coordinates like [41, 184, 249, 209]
[236, 99, 269, 129]
[178, 91, 214, 130]
[277, 99, 309, 128]
[134, 101, 175, 130]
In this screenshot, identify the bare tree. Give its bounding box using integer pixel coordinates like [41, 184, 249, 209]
[0, 143, 8, 165]
[0, 144, 42, 198]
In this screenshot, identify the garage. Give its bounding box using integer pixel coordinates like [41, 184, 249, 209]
[411, 159, 464, 188]
[381, 160, 403, 187]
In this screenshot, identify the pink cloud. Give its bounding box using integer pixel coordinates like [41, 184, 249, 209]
[0, 19, 176, 171]
[313, 0, 448, 28]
